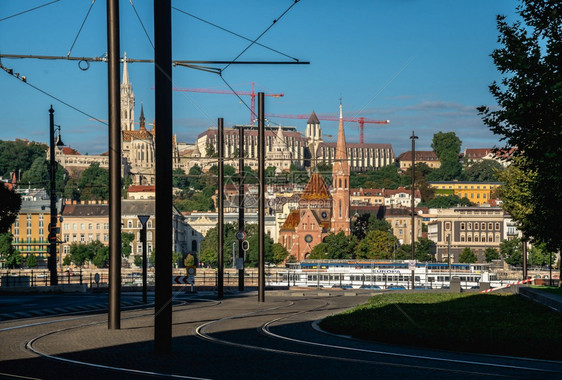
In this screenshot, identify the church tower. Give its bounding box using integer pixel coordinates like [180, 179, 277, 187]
[121, 52, 135, 131]
[305, 111, 322, 166]
[331, 102, 350, 235]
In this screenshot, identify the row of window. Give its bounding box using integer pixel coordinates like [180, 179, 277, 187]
[459, 233, 500, 243]
[445, 222, 501, 231]
[61, 220, 154, 231]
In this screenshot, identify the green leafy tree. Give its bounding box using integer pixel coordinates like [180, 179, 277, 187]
[431, 132, 462, 162]
[121, 232, 135, 259]
[78, 163, 109, 201]
[149, 249, 156, 267]
[528, 243, 555, 268]
[21, 156, 49, 189]
[484, 247, 500, 262]
[134, 255, 143, 267]
[271, 243, 289, 264]
[415, 238, 435, 262]
[477, 1, 562, 279]
[188, 165, 204, 190]
[322, 232, 357, 260]
[68, 242, 94, 267]
[91, 241, 110, 268]
[500, 238, 523, 266]
[172, 251, 183, 268]
[465, 160, 504, 182]
[355, 230, 395, 259]
[205, 143, 217, 158]
[246, 233, 274, 267]
[308, 242, 328, 260]
[0, 185, 21, 233]
[184, 253, 196, 267]
[418, 195, 474, 208]
[0, 233, 23, 268]
[26, 253, 38, 268]
[0, 140, 47, 178]
[63, 177, 80, 201]
[459, 247, 477, 263]
[122, 175, 133, 198]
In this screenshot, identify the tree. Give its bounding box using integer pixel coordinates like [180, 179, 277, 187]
[246, 233, 274, 267]
[477, 1, 562, 274]
[0, 232, 23, 268]
[121, 232, 135, 259]
[459, 247, 477, 263]
[415, 238, 435, 262]
[21, 156, 49, 189]
[184, 253, 196, 267]
[484, 247, 500, 263]
[0, 185, 21, 233]
[432, 132, 462, 161]
[26, 253, 38, 268]
[0, 140, 47, 178]
[418, 195, 474, 208]
[355, 230, 395, 259]
[122, 175, 133, 198]
[68, 242, 93, 267]
[322, 232, 357, 260]
[528, 243, 555, 268]
[91, 241, 110, 268]
[309, 242, 328, 260]
[78, 163, 109, 201]
[134, 255, 143, 267]
[271, 243, 289, 264]
[173, 168, 190, 190]
[172, 251, 183, 268]
[205, 143, 217, 158]
[500, 238, 523, 266]
[465, 160, 504, 182]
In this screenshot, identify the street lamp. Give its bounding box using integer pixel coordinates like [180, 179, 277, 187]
[49, 106, 64, 286]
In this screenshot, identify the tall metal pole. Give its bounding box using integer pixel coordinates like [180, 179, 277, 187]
[142, 223, 147, 304]
[48, 106, 58, 286]
[448, 234, 451, 283]
[410, 131, 418, 291]
[258, 92, 265, 302]
[107, 0, 121, 329]
[238, 126, 245, 290]
[154, 0, 172, 354]
[218, 118, 224, 299]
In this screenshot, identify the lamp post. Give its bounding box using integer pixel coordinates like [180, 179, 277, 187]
[410, 131, 418, 291]
[49, 106, 64, 286]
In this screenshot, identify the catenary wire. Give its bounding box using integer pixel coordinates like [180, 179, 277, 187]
[0, 0, 60, 23]
[222, 0, 301, 73]
[172, 6, 298, 62]
[129, 0, 154, 50]
[67, 0, 97, 57]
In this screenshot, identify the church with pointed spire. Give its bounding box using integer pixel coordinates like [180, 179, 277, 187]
[278, 103, 351, 260]
[120, 52, 179, 185]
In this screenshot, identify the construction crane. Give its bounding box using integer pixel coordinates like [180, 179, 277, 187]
[265, 112, 389, 144]
[171, 82, 283, 125]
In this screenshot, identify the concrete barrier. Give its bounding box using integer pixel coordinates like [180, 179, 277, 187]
[517, 287, 562, 315]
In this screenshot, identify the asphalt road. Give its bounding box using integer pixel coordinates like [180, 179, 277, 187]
[1, 291, 561, 379]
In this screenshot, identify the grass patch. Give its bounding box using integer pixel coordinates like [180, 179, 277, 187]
[530, 285, 562, 297]
[320, 293, 562, 360]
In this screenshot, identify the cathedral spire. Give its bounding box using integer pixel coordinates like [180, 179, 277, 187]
[331, 100, 350, 236]
[122, 51, 130, 85]
[139, 103, 146, 130]
[335, 100, 348, 164]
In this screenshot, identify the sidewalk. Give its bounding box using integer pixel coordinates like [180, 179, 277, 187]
[517, 286, 562, 315]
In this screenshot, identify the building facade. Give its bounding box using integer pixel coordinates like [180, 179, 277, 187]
[428, 181, 502, 205]
[427, 207, 506, 263]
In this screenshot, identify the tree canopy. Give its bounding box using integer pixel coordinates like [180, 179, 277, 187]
[0, 185, 21, 234]
[478, 0, 562, 258]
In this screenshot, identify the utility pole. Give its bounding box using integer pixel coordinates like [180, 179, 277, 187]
[218, 118, 224, 299]
[258, 92, 265, 302]
[410, 131, 418, 291]
[154, 0, 173, 355]
[48, 106, 58, 286]
[238, 126, 245, 290]
[107, 0, 121, 330]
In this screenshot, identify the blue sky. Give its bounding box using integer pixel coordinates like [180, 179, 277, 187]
[0, 0, 518, 156]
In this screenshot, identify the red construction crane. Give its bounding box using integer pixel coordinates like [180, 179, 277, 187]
[171, 82, 283, 125]
[265, 112, 389, 144]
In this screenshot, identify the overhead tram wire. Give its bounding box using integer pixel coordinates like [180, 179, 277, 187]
[0, 0, 60, 23]
[222, 0, 301, 73]
[67, 0, 97, 57]
[172, 6, 299, 62]
[0, 62, 107, 125]
[129, 0, 154, 49]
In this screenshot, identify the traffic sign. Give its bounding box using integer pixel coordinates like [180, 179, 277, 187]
[138, 215, 150, 227]
[236, 231, 246, 241]
[241, 240, 249, 251]
[187, 266, 196, 276]
[173, 276, 190, 284]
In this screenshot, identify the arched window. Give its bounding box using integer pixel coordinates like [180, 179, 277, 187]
[147, 231, 153, 241]
[128, 220, 133, 228]
[191, 240, 198, 252]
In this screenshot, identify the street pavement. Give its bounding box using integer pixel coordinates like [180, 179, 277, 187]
[1, 289, 561, 379]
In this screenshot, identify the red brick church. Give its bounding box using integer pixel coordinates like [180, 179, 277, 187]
[279, 103, 350, 261]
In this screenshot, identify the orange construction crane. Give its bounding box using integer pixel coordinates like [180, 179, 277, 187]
[266, 112, 389, 144]
[171, 82, 283, 125]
